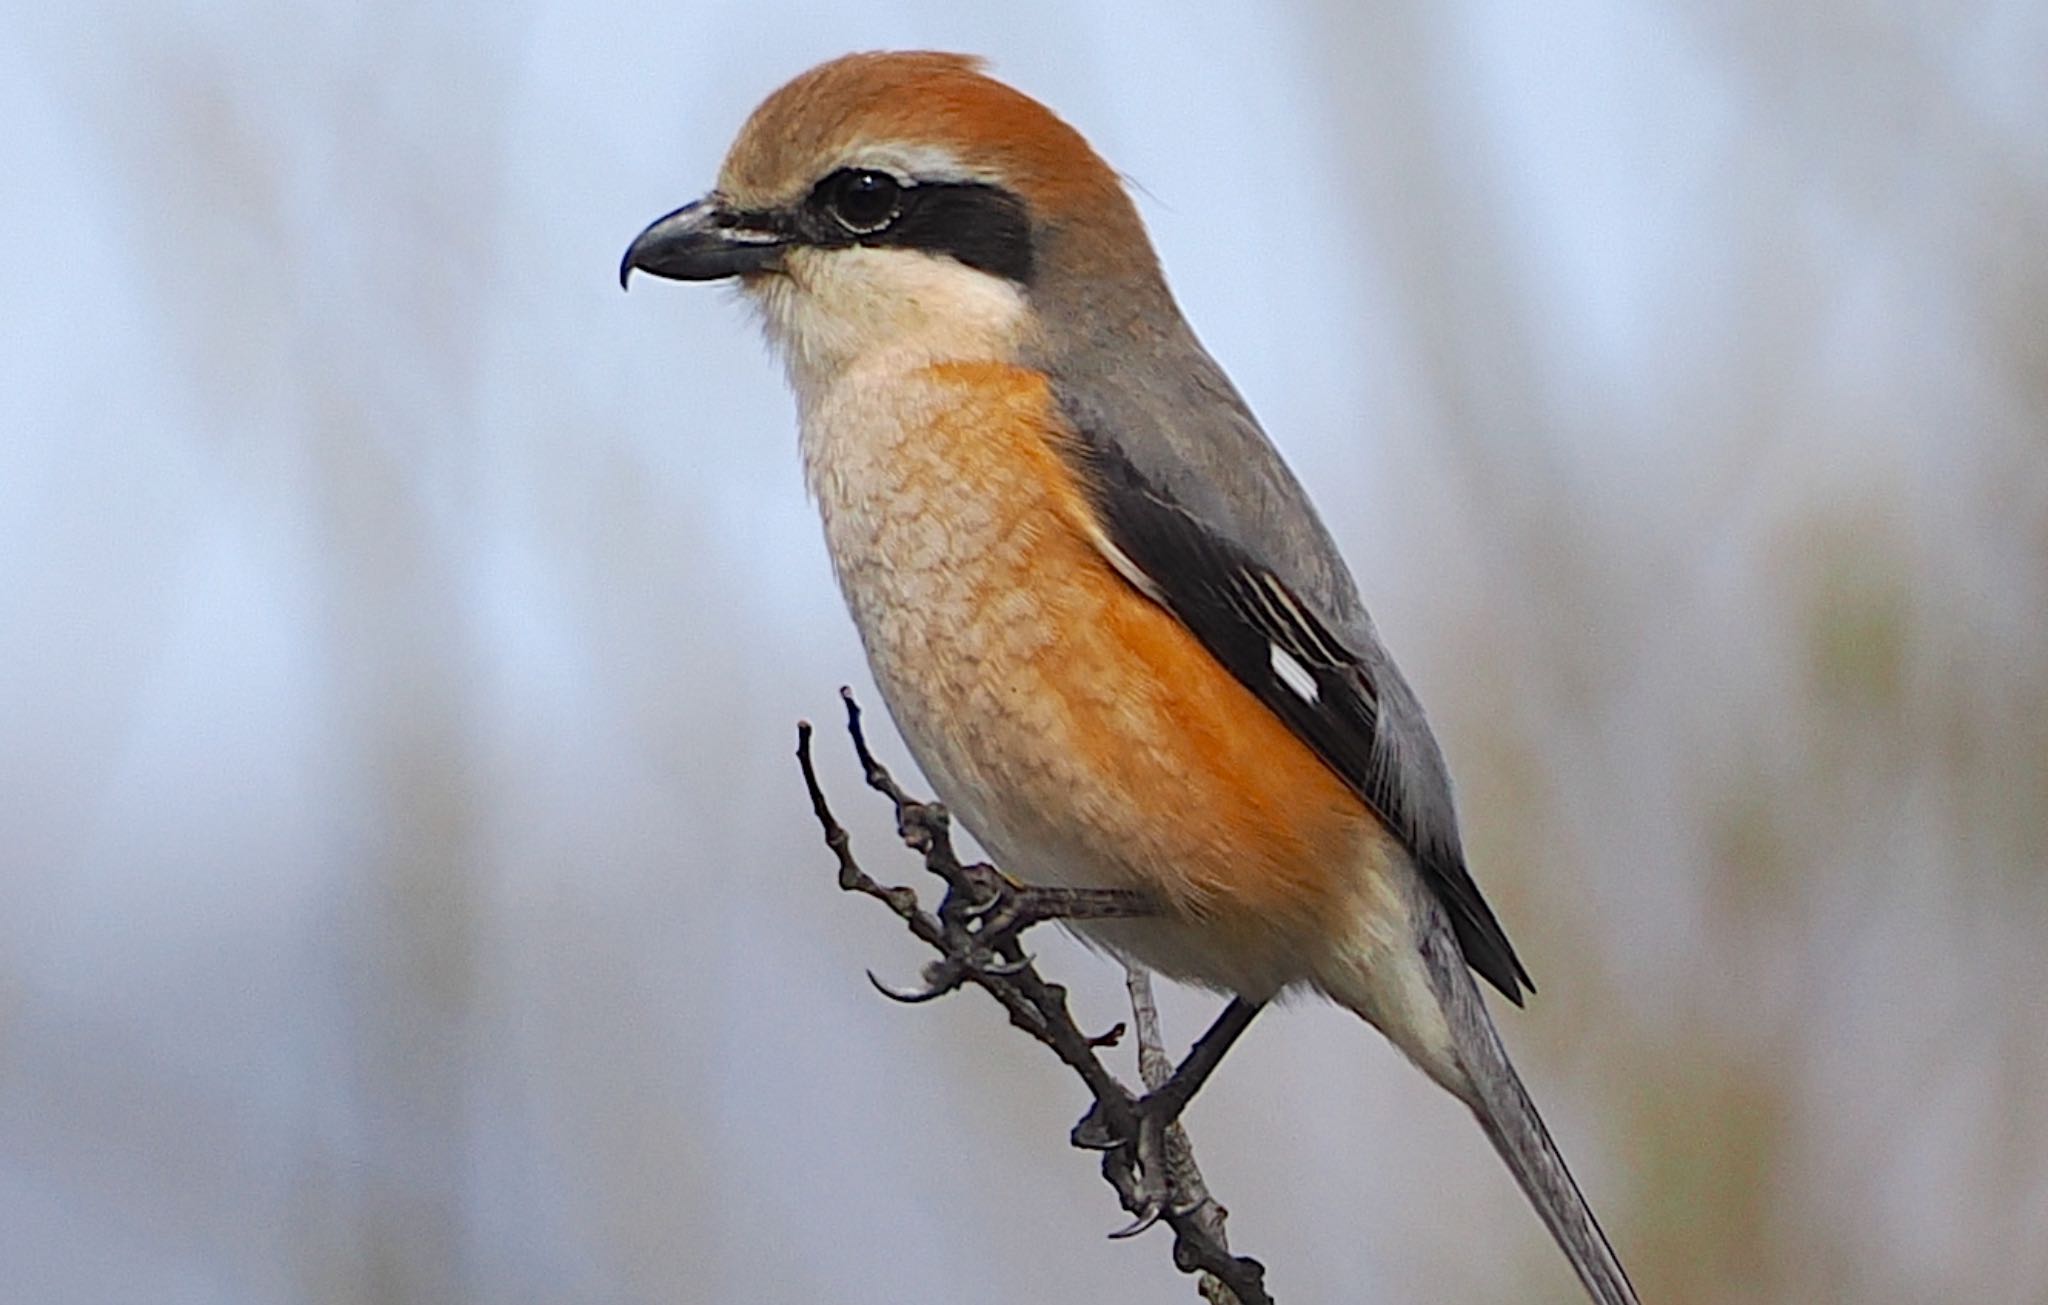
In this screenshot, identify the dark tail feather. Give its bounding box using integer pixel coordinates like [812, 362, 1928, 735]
[1423, 928, 1640, 1305]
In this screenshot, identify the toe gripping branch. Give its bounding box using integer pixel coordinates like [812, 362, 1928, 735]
[797, 689, 1274, 1305]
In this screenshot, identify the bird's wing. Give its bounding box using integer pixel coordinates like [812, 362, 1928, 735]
[1049, 394, 1534, 1004]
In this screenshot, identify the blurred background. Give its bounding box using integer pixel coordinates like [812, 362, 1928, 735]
[5, 2, 2046, 1301]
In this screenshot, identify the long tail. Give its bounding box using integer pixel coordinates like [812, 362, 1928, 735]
[1418, 923, 1640, 1305]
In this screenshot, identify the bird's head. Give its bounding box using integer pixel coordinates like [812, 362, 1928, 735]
[622, 52, 1168, 388]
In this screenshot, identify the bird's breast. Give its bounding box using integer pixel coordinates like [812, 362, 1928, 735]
[798, 359, 1395, 994]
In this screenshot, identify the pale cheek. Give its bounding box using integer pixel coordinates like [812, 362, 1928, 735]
[743, 247, 1030, 395]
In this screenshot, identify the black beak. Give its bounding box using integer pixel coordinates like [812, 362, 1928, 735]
[619, 196, 787, 289]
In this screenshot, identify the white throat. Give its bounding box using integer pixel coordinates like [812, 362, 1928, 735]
[744, 246, 1032, 413]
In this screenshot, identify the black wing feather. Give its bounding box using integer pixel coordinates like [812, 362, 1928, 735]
[1068, 434, 1534, 1004]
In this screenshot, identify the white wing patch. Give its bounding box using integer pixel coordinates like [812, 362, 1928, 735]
[1084, 523, 1169, 606]
[1269, 642, 1320, 703]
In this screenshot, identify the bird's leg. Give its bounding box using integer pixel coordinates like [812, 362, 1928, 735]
[839, 687, 1157, 993]
[877, 875, 1156, 1004]
[955, 874, 1158, 946]
[1141, 994, 1263, 1124]
[1075, 995, 1265, 1233]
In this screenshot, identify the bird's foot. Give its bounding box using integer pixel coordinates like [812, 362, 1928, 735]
[867, 872, 1150, 1004]
[1067, 995, 1264, 1236]
[1070, 1089, 1206, 1237]
[944, 870, 1157, 952]
[864, 949, 1033, 1004]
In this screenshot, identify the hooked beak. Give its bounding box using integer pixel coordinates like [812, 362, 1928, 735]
[619, 196, 788, 289]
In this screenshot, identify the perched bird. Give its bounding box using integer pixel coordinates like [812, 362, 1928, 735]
[623, 51, 1637, 1304]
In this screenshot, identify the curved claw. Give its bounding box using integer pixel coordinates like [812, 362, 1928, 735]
[1107, 1202, 1164, 1240]
[865, 967, 959, 1004]
[977, 951, 1034, 976]
[960, 889, 1003, 919]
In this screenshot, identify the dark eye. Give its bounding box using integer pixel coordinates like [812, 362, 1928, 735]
[823, 169, 903, 234]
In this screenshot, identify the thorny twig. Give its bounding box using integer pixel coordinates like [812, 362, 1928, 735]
[796, 689, 1273, 1304]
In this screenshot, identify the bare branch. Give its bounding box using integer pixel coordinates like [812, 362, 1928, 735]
[796, 693, 1275, 1304]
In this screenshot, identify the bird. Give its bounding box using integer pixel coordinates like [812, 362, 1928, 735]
[622, 51, 1637, 1305]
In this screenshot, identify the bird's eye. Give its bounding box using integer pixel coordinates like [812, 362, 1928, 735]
[823, 169, 903, 234]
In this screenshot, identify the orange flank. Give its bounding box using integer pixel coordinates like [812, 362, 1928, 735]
[907, 361, 1380, 941]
